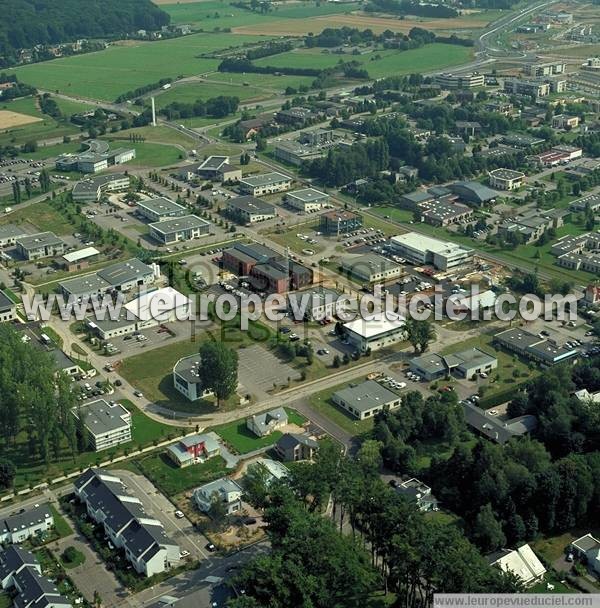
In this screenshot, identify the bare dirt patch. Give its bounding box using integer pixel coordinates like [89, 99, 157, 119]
[0, 110, 42, 129]
[233, 12, 490, 35]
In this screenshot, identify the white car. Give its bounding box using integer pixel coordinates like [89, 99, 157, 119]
[180, 550, 190, 558]
[175, 510, 184, 519]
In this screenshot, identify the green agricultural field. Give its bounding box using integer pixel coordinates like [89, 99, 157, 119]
[0, 96, 81, 147]
[209, 72, 315, 92]
[163, 0, 362, 29]
[11, 33, 270, 102]
[110, 125, 196, 147]
[20, 141, 82, 161]
[253, 44, 473, 78]
[52, 97, 96, 117]
[153, 81, 271, 109]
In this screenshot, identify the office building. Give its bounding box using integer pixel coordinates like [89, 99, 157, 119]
[434, 72, 485, 89]
[15, 232, 67, 260]
[172, 355, 214, 402]
[332, 380, 401, 420]
[489, 168, 525, 191]
[342, 253, 402, 282]
[72, 173, 130, 203]
[136, 197, 187, 222]
[0, 224, 28, 248]
[390, 232, 473, 271]
[342, 312, 406, 353]
[238, 172, 292, 197]
[286, 188, 329, 213]
[494, 327, 578, 365]
[226, 196, 276, 224]
[319, 209, 363, 235]
[149, 215, 210, 245]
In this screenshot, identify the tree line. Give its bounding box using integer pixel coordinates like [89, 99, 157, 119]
[114, 77, 173, 104]
[365, 0, 459, 18]
[158, 95, 240, 120]
[0, 0, 170, 64]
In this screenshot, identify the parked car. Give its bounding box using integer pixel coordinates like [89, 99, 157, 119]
[205, 542, 216, 552]
[175, 510, 184, 519]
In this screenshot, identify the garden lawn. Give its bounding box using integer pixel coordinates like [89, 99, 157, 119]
[213, 408, 305, 453]
[12, 33, 270, 102]
[49, 505, 73, 538]
[134, 452, 228, 497]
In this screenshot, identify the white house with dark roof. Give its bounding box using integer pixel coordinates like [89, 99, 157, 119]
[0, 504, 54, 545]
[75, 469, 179, 577]
[193, 478, 243, 515]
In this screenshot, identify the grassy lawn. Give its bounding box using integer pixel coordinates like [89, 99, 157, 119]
[0, 593, 11, 608]
[49, 505, 73, 538]
[209, 72, 316, 93]
[108, 125, 196, 147]
[213, 407, 306, 453]
[134, 451, 228, 497]
[308, 380, 375, 437]
[100, 137, 185, 167]
[20, 142, 82, 161]
[154, 81, 271, 108]
[12, 33, 269, 102]
[0, 200, 75, 235]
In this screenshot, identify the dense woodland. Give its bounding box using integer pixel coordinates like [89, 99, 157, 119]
[0, 325, 80, 484]
[0, 0, 170, 61]
[229, 440, 520, 608]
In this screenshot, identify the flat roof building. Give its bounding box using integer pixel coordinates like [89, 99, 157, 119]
[226, 196, 276, 224]
[137, 197, 187, 222]
[342, 253, 402, 282]
[410, 347, 497, 381]
[319, 209, 363, 235]
[286, 188, 329, 213]
[0, 224, 28, 248]
[494, 327, 578, 365]
[72, 399, 132, 452]
[72, 173, 130, 203]
[332, 379, 401, 420]
[390, 232, 473, 271]
[448, 181, 499, 206]
[149, 215, 210, 245]
[342, 312, 406, 353]
[489, 168, 525, 191]
[463, 401, 538, 444]
[16, 232, 67, 260]
[173, 354, 214, 402]
[238, 172, 292, 197]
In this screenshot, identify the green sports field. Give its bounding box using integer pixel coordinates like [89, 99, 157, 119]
[11, 33, 270, 102]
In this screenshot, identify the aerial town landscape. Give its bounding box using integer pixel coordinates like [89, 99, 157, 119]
[0, 0, 599, 606]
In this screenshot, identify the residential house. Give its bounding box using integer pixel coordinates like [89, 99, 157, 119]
[491, 544, 546, 587]
[246, 407, 288, 437]
[275, 433, 318, 462]
[166, 434, 220, 467]
[0, 504, 54, 545]
[193, 478, 243, 515]
[393, 478, 438, 512]
[571, 534, 600, 574]
[0, 291, 16, 323]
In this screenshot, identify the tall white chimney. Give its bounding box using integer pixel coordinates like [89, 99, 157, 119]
[151, 97, 156, 127]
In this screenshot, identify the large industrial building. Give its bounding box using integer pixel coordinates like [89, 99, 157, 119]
[342, 254, 402, 283]
[238, 172, 292, 197]
[137, 197, 187, 222]
[285, 188, 330, 213]
[390, 233, 473, 271]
